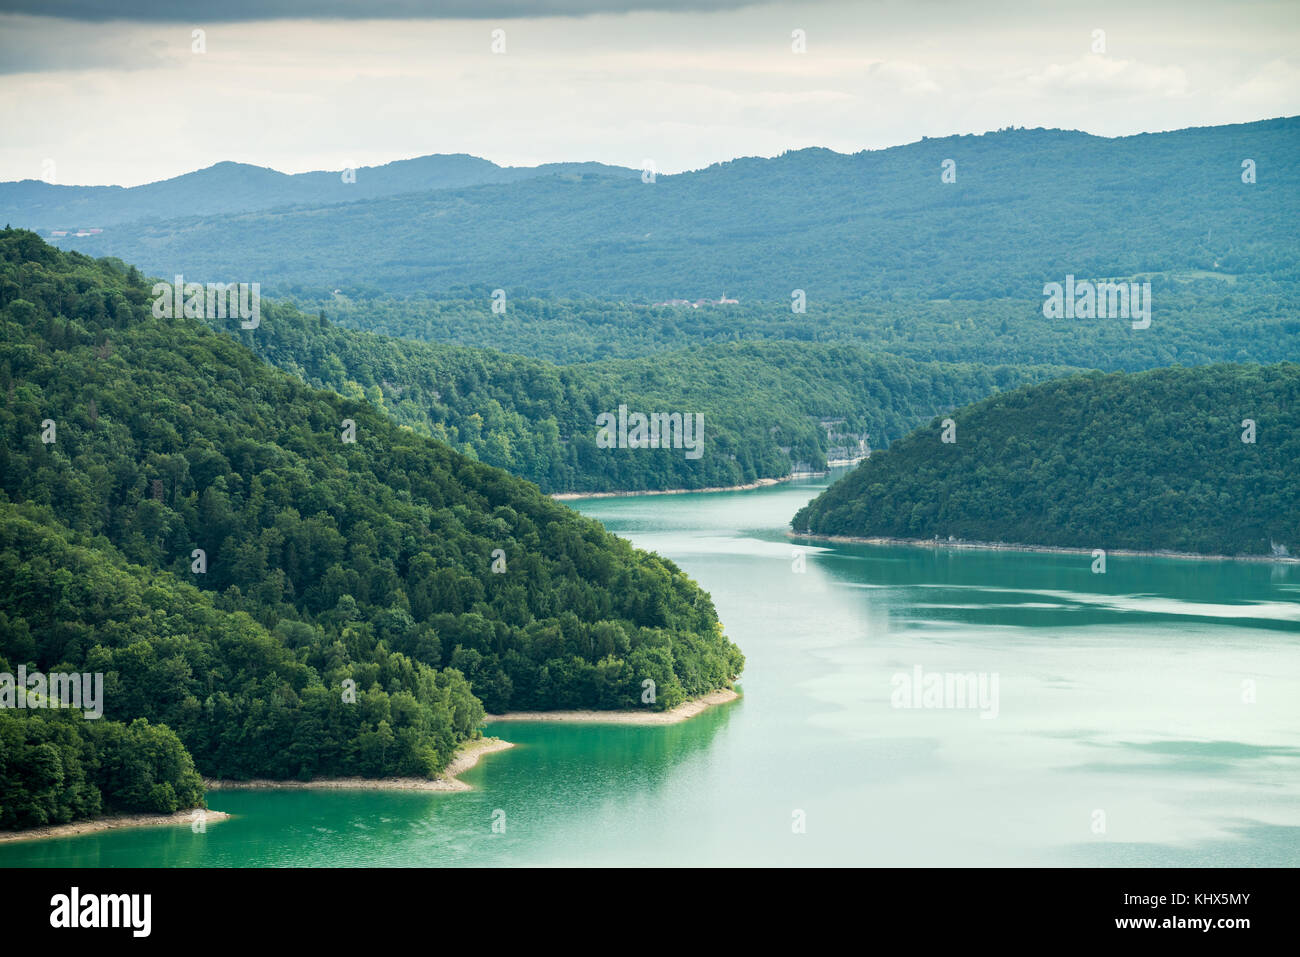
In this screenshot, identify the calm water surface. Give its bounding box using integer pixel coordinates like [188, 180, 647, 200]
[5, 471, 1298, 866]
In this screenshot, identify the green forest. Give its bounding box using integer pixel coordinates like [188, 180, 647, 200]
[300, 281, 1300, 369]
[792, 364, 1300, 556]
[0, 708, 203, 830]
[0, 230, 743, 829]
[221, 300, 1069, 493]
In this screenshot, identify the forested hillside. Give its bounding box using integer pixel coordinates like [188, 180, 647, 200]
[792, 364, 1300, 556]
[46, 118, 1300, 300]
[226, 301, 1071, 493]
[302, 280, 1299, 368]
[0, 230, 742, 828]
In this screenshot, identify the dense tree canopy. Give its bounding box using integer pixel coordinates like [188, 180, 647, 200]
[297, 281, 1300, 371]
[0, 709, 203, 830]
[0, 230, 743, 826]
[793, 364, 1300, 556]
[227, 301, 1068, 493]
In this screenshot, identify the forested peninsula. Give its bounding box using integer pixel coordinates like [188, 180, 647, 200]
[0, 231, 742, 831]
[793, 365, 1300, 557]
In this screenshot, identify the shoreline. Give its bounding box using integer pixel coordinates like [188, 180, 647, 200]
[0, 808, 230, 845]
[790, 531, 1300, 564]
[550, 457, 866, 501]
[204, 736, 515, 794]
[0, 739, 515, 845]
[552, 479, 787, 501]
[486, 687, 740, 725]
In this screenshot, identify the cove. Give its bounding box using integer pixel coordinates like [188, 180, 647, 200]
[3, 470, 1297, 867]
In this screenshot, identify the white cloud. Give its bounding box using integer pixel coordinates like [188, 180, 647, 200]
[1012, 57, 1190, 99]
[1229, 58, 1300, 106]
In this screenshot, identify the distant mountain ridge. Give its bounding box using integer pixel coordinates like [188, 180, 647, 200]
[23, 116, 1298, 300]
[0, 154, 639, 229]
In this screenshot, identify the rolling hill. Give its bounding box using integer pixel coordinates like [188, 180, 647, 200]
[30, 117, 1300, 302]
[792, 364, 1300, 556]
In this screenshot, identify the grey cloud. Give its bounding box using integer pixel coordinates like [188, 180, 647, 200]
[0, 18, 178, 73]
[0, 0, 766, 21]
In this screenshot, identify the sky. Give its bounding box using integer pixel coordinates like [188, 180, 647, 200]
[1, 0, 1297, 187]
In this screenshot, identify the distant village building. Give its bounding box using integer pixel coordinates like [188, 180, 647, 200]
[654, 293, 739, 308]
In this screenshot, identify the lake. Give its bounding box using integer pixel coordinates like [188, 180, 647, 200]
[4, 471, 1298, 866]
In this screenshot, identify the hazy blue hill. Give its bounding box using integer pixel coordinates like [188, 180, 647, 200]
[0, 154, 638, 229]
[37, 117, 1300, 299]
[791, 363, 1300, 556]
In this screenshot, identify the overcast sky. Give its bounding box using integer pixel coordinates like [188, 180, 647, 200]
[1, 0, 1296, 186]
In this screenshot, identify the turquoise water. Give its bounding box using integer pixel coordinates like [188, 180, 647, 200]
[4, 471, 1298, 866]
